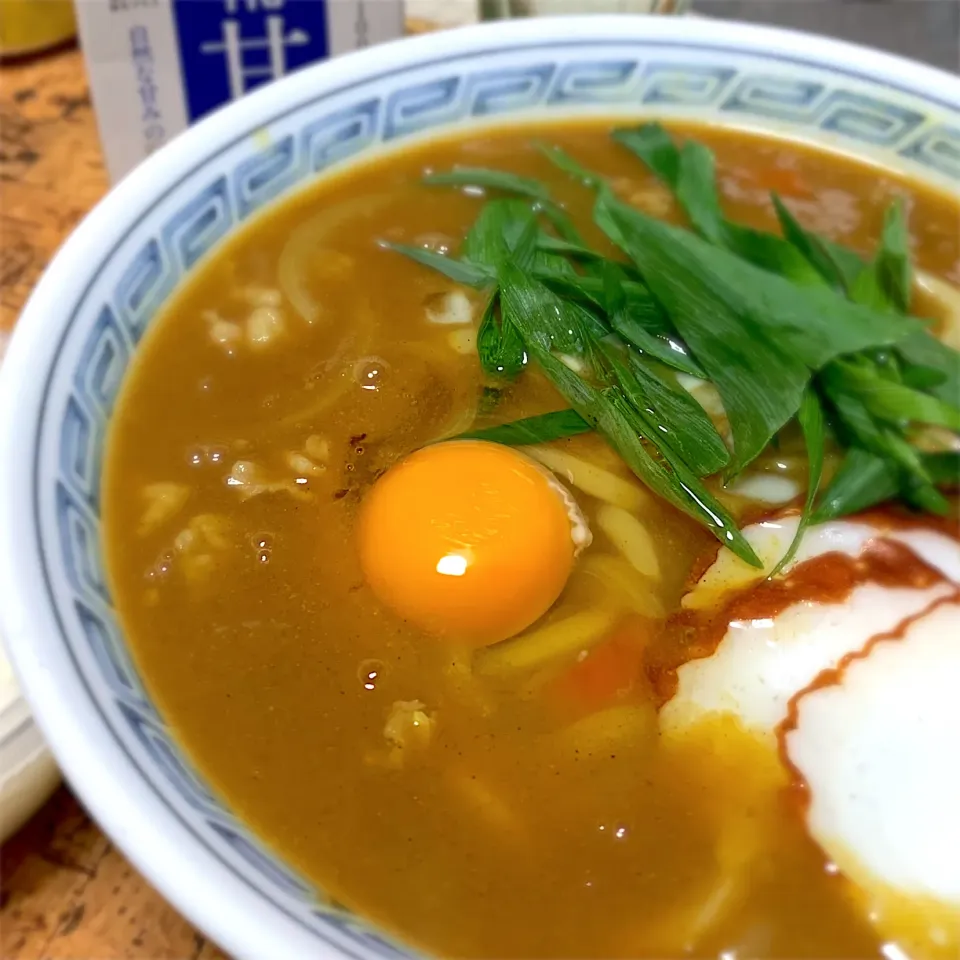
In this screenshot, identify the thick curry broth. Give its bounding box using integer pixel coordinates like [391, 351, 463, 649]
[104, 121, 960, 958]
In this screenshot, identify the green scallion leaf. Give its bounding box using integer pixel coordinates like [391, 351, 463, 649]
[899, 362, 948, 391]
[813, 446, 957, 524]
[771, 194, 851, 291]
[849, 200, 912, 314]
[384, 243, 492, 287]
[896, 330, 960, 407]
[613, 346, 729, 477]
[462, 199, 538, 269]
[615, 125, 823, 284]
[811, 447, 898, 522]
[424, 167, 550, 201]
[877, 198, 912, 312]
[536, 234, 605, 261]
[498, 260, 760, 565]
[595, 192, 922, 472]
[403, 127, 960, 557]
[538, 143, 605, 189]
[459, 408, 591, 445]
[926, 451, 960, 487]
[723, 222, 827, 287]
[594, 194, 815, 473]
[611, 123, 681, 192]
[770, 389, 825, 576]
[833, 358, 960, 430]
[476, 292, 526, 380]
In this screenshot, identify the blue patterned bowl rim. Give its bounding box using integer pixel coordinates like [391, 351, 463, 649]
[0, 15, 958, 960]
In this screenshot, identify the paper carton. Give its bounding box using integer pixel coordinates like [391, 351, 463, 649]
[76, 0, 405, 182]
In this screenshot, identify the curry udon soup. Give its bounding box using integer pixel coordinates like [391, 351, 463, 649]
[104, 120, 960, 959]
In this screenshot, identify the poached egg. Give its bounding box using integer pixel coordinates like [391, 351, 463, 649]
[660, 513, 960, 956]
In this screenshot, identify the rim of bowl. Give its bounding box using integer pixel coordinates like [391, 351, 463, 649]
[1, 15, 958, 960]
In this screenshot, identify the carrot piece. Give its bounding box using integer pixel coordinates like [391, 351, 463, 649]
[546, 614, 651, 716]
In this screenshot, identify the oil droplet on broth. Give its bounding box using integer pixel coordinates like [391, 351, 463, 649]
[253, 533, 273, 565]
[354, 357, 389, 392]
[358, 659, 386, 692]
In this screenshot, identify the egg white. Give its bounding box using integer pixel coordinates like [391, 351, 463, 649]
[661, 516, 960, 741]
[532, 461, 593, 556]
[659, 515, 960, 954]
[786, 598, 960, 955]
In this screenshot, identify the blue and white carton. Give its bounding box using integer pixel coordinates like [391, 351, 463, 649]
[77, 0, 406, 182]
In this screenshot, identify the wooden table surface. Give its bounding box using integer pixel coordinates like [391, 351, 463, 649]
[0, 21, 445, 955]
[0, 43, 226, 960]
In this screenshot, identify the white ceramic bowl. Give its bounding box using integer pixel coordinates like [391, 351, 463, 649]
[1, 16, 958, 960]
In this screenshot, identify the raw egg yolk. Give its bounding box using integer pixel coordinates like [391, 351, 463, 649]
[358, 440, 586, 647]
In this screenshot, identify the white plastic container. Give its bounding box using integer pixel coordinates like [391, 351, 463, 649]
[76, 0, 405, 183]
[0, 642, 59, 842]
